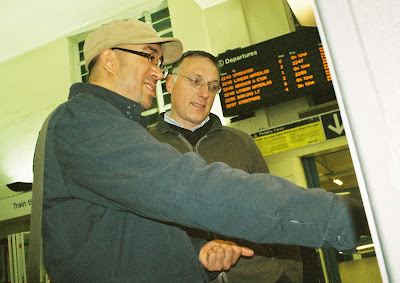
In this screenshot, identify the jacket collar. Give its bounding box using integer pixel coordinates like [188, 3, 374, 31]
[69, 83, 149, 127]
[155, 112, 223, 134]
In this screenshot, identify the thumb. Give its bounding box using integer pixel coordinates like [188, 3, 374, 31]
[240, 246, 254, 257]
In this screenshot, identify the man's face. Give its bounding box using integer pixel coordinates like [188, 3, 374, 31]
[114, 43, 164, 110]
[167, 56, 220, 129]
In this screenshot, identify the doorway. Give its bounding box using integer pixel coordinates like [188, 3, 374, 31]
[301, 147, 382, 282]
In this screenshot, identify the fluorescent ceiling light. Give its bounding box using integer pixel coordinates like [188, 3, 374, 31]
[333, 178, 343, 186]
[194, 0, 228, 9]
[356, 243, 375, 251]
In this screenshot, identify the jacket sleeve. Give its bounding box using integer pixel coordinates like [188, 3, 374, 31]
[240, 131, 270, 174]
[52, 98, 364, 252]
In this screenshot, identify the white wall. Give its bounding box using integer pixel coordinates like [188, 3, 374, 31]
[314, 1, 400, 281]
[0, 38, 72, 199]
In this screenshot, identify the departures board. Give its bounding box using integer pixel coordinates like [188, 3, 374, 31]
[217, 27, 336, 118]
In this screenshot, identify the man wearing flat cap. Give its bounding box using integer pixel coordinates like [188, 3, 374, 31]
[34, 17, 369, 282]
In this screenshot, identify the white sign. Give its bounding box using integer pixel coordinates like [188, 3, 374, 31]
[0, 191, 32, 222]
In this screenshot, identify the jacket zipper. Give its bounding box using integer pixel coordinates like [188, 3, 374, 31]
[193, 135, 208, 152]
[177, 134, 195, 152]
[176, 133, 209, 153]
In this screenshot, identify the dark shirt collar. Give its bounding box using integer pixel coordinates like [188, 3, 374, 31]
[69, 83, 149, 127]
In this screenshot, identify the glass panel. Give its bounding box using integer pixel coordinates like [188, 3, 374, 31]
[312, 149, 381, 283]
[79, 51, 85, 62]
[78, 40, 85, 51]
[153, 18, 171, 32]
[161, 31, 173, 38]
[80, 65, 87, 75]
[81, 74, 89, 83]
[163, 93, 171, 105]
[161, 82, 167, 94]
[151, 7, 169, 22]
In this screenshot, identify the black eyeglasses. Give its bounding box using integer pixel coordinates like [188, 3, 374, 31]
[111, 47, 168, 77]
[172, 73, 221, 95]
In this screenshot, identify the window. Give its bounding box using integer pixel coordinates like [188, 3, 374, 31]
[73, 6, 174, 126]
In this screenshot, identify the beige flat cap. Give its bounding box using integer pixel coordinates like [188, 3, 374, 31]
[84, 17, 183, 69]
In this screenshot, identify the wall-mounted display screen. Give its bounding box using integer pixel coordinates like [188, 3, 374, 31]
[217, 27, 336, 118]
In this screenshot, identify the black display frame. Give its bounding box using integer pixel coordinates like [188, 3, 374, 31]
[217, 27, 336, 118]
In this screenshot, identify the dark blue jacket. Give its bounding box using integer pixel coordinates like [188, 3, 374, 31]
[40, 83, 362, 282]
